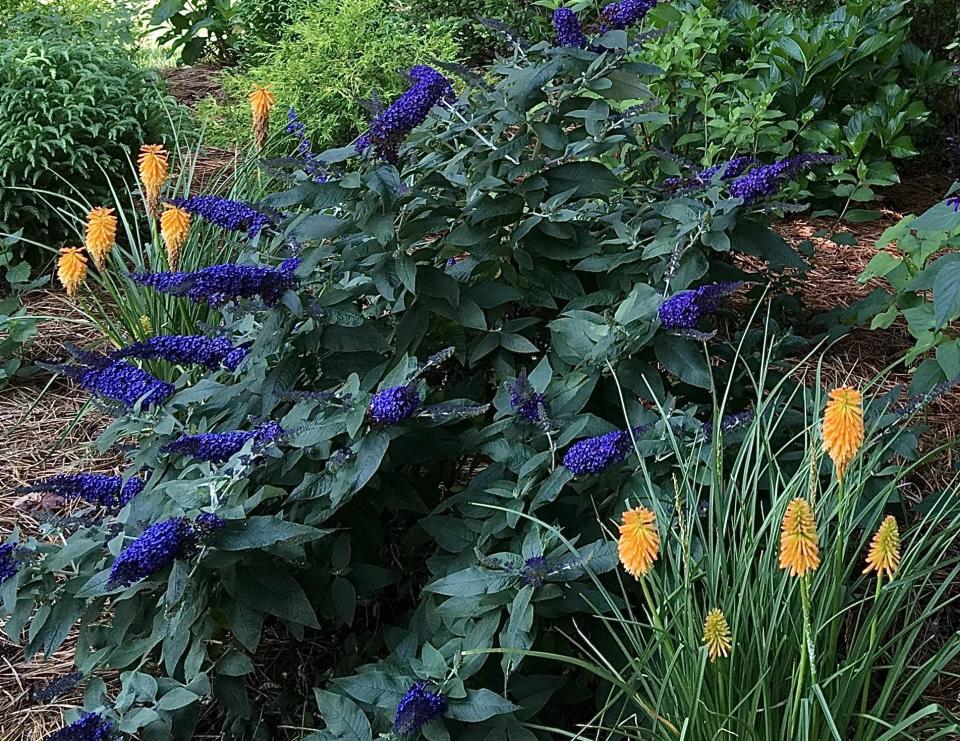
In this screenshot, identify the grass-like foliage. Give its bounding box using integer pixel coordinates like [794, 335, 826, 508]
[492, 365, 960, 739]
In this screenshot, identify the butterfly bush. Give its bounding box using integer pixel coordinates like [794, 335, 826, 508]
[130, 258, 300, 307]
[663, 155, 757, 191]
[54, 358, 173, 409]
[369, 384, 421, 424]
[108, 515, 219, 587]
[356, 65, 454, 164]
[727, 153, 839, 203]
[392, 682, 447, 737]
[553, 8, 587, 48]
[509, 374, 547, 423]
[167, 195, 274, 236]
[563, 423, 654, 475]
[658, 281, 742, 332]
[164, 422, 285, 463]
[286, 107, 327, 182]
[22, 472, 144, 508]
[113, 335, 250, 371]
[43, 712, 113, 741]
[600, 0, 657, 31]
[0, 542, 21, 584]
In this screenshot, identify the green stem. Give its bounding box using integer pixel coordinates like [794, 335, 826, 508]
[857, 573, 884, 736]
[640, 576, 678, 665]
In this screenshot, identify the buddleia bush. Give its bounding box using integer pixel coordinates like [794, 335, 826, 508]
[0, 33, 170, 248]
[3, 5, 918, 740]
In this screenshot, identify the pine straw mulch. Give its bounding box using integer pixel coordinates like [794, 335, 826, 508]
[160, 64, 226, 110]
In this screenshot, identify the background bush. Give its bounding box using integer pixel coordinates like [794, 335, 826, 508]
[0, 32, 171, 248]
[196, 0, 458, 151]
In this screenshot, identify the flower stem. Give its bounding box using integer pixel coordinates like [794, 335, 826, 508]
[857, 573, 884, 736]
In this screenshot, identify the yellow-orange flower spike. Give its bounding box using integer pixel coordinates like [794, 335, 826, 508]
[863, 515, 900, 580]
[618, 506, 660, 578]
[823, 386, 864, 480]
[703, 608, 732, 661]
[249, 85, 275, 151]
[160, 205, 190, 270]
[84, 206, 117, 270]
[138, 314, 153, 336]
[779, 498, 820, 578]
[57, 247, 88, 297]
[137, 144, 168, 218]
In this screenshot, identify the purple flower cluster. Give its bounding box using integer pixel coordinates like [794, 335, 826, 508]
[600, 0, 657, 31]
[130, 258, 300, 307]
[701, 410, 753, 436]
[24, 472, 144, 508]
[167, 195, 274, 236]
[285, 108, 327, 182]
[43, 712, 113, 741]
[509, 374, 546, 424]
[31, 671, 85, 704]
[369, 384, 421, 425]
[728, 153, 839, 203]
[947, 195, 960, 212]
[54, 358, 173, 410]
[164, 421, 284, 463]
[193, 512, 226, 533]
[658, 281, 742, 332]
[663, 156, 757, 191]
[0, 542, 21, 584]
[520, 555, 551, 587]
[108, 517, 198, 586]
[113, 335, 250, 371]
[553, 8, 587, 48]
[356, 66, 454, 164]
[563, 423, 654, 476]
[393, 682, 447, 736]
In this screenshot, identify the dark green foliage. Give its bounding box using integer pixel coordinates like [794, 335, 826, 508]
[404, 0, 547, 59]
[0, 234, 43, 389]
[147, 0, 238, 64]
[231, 0, 310, 64]
[0, 33, 171, 248]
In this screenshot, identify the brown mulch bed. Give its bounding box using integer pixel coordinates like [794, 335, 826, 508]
[160, 64, 227, 109]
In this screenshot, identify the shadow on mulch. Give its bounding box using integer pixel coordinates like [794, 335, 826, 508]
[160, 64, 226, 110]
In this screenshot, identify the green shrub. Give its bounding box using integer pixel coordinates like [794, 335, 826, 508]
[404, 0, 547, 59]
[231, 0, 312, 65]
[195, 0, 458, 150]
[0, 33, 171, 248]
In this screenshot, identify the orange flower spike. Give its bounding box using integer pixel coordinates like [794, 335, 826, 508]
[249, 85, 276, 151]
[160, 205, 190, 270]
[618, 506, 660, 578]
[823, 386, 864, 480]
[84, 206, 117, 270]
[863, 515, 901, 580]
[57, 247, 88, 297]
[137, 144, 169, 218]
[779, 498, 820, 578]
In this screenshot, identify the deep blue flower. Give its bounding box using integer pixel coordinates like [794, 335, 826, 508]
[701, 410, 753, 436]
[285, 107, 327, 182]
[164, 422, 285, 463]
[43, 712, 113, 741]
[369, 384, 421, 425]
[393, 681, 446, 736]
[108, 518, 199, 587]
[130, 258, 300, 307]
[167, 195, 274, 236]
[663, 156, 757, 191]
[31, 671, 85, 704]
[509, 373, 547, 424]
[600, 0, 656, 31]
[23, 472, 144, 508]
[947, 195, 960, 212]
[520, 556, 551, 587]
[562, 423, 653, 475]
[356, 65, 454, 164]
[0, 542, 21, 584]
[52, 358, 173, 410]
[193, 512, 226, 533]
[658, 282, 742, 332]
[553, 8, 587, 48]
[727, 153, 839, 203]
[113, 335, 250, 371]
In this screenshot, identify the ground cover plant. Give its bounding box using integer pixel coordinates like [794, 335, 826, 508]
[3, 1, 960, 739]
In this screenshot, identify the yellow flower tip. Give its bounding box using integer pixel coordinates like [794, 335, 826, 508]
[823, 386, 864, 479]
[863, 515, 900, 580]
[138, 315, 153, 336]
[84, 206, 117, 269]
[160, 205, 190, 270]
[703, 608, 732, 662]
[779, 497, 820, 578]
[618, 506, 660, 579]
[137, 144, 169, 217]
[57, 247, 88, 297]
[249, 85, 276, 151]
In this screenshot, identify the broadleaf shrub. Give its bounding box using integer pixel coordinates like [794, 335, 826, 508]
[194, 0, 459, 151]
[0, 33, 170, 247]
[5, 7, 943, 740]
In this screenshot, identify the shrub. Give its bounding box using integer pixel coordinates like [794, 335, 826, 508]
[194, 0, 458, 151]
[404, 0, 547, 59]
[4, 9, 917, 740]
[0, 33, 170, 248]
[0, 234, 43, 389]
[231, 0, 312, 65]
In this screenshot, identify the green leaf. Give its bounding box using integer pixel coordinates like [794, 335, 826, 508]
[445, 688, 518, 722]
[933, 262, 960, 329]
[543, 162, 621, 200]
[213, 517, 330, 551]
[425, 567, 514, 597]
[654, 336, 711, 388]
[314, 690, 372, 740]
